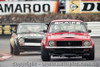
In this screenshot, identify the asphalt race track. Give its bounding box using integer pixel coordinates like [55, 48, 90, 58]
[0, 37, 100, 67]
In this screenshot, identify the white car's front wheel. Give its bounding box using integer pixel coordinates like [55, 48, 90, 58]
[10, 43, 13, 54]
[13, 43, 20, 55]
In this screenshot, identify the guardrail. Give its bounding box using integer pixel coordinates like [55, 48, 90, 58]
[0, 24, 18, 36]
[86, 22, 100, 37]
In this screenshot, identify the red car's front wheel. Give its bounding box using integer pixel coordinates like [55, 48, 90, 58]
[83, 46, 95, 60]
[41, 45, 51, 61]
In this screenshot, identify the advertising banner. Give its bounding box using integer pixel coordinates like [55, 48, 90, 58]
[81, 0, 100, 13]
[69, 0, 80, 13]
[69, 0, 100, 13]
[0, 1, 59, 15]
[0, 0, 100, 14]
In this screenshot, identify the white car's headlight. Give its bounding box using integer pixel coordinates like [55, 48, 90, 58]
[19, 38, 24, 43]
[84, 41, 90, 46]
[48, 41, 55, 46]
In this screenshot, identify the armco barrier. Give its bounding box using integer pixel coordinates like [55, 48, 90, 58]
[86, 22, 100, 37]
[0, 24, 18, 36]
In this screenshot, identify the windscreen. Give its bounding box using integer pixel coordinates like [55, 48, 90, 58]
[17, 24, 47, 34]
[49, 22, 87, 33]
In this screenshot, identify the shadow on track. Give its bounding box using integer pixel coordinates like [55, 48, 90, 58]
[15, 52, 41, 56]
[51, 57, 87, 61]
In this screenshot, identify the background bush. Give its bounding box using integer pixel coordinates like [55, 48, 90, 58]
[0, 13, 100, 23]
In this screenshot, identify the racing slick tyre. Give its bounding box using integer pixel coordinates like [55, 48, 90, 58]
[86, 46, 95, 60]
[10, 43, 13, 54]
[13, 43, 20, 55]
[41, 45, 51, 61]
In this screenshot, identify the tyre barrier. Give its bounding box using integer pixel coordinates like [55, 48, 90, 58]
[0, 24, 18, 36]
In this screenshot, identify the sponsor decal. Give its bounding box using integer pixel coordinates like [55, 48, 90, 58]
[54, 21, 81, 24]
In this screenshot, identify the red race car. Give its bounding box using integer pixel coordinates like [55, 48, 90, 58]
[41, 19, 95, 61]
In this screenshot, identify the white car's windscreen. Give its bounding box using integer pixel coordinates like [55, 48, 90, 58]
[17, 24, 47, 33]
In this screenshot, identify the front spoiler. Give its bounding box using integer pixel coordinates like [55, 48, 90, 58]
[46, 46, 92, 49]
